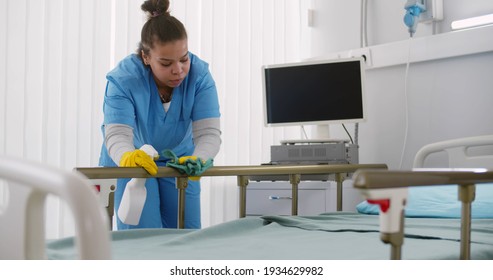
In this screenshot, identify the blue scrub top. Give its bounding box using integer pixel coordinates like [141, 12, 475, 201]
[99, 53, 220, 166]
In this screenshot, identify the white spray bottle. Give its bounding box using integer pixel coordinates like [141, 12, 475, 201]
[117, 144, 159, 225]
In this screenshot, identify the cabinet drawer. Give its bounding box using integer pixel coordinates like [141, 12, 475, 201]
[246, 189, 326, 216]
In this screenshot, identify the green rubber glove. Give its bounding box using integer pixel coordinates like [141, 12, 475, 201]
[162, 150, 213, 180]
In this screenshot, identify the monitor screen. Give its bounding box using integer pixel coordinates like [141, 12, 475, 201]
[262, 57, 366, 127]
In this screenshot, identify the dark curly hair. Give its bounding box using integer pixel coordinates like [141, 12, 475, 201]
[137, 0, 188, 57]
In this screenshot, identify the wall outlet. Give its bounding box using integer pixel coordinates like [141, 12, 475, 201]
[307, 9, 315, 27]
[349, 48, 372, 67]
[419, 0, 443, 23]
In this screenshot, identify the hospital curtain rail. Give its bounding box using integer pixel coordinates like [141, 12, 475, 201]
[75, 163, 387, 229]
[353, 169, 493, 260]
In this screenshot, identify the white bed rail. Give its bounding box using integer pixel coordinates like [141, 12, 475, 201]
[414, 134, 493, 168]
[354, 168, 492, 260]
[0, 155, 111, 260]
[355, 134, 493, 260]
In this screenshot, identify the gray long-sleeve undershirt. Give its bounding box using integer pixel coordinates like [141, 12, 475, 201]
[104, 118, 221, 164]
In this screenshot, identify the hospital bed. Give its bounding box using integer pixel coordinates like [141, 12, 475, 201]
[0, 156, 111, 259]
[1, 135, 492, 259]
[354, 134, 493, 259]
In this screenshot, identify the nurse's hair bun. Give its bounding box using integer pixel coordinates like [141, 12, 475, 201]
[141, 0, 171, 19]
[138, 0, 186, 55]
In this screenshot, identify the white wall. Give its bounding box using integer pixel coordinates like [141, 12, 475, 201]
[311, 0, 493, 53]
[359, 49, 493, 169]
[308, 0, 493, 170]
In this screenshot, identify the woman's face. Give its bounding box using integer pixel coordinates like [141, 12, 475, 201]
[142, 39, 190, 90]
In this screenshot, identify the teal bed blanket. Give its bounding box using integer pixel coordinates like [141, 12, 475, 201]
[46, 213, 493, 260]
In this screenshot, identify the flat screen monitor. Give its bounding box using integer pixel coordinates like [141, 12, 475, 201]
[262, 57, 366, 127]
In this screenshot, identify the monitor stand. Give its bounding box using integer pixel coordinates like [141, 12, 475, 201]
[282, 124, 349, 146]
[287, 124, 347, 144]
[280, 139, 349, 145]
[314, 124, 330, 140]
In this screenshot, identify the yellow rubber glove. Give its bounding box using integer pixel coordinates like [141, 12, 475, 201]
[178, 156, 199, 181]
[178, 155, 198, 164]
[178, 156, 211, 181]
[120, 149, 158, 175]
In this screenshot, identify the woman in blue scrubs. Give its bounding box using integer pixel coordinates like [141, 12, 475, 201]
[99, 0, 221, 230]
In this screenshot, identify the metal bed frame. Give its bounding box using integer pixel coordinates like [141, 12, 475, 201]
[354, 168, 493, 260]
[75, 164, 493, 260]
[75, 163, 387, 229]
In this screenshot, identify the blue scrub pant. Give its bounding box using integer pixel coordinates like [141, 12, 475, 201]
[114, 176, 201, 230]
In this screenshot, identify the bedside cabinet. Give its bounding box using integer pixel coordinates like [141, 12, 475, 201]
[245, 180, 363, 216]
